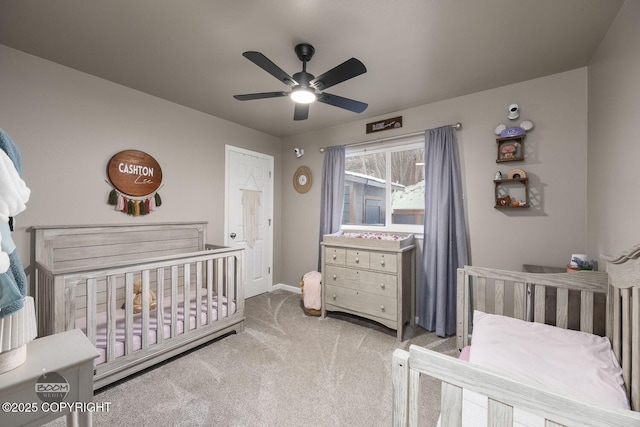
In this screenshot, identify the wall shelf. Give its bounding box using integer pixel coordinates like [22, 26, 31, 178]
[494, 177, 529, 209]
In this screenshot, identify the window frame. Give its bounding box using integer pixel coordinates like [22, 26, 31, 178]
[342, 135, 425, 234]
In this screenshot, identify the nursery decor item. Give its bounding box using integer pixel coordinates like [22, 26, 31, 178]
[129, 279, 158, 314]
[293, 166, 312, 193]
[106, 149, 163, 216]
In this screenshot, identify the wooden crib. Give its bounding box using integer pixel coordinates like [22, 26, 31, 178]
[392, 243, 640, 426]
[29, 222, 245, 390]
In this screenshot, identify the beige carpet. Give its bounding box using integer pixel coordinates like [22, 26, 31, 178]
[47, 289, 456, 426]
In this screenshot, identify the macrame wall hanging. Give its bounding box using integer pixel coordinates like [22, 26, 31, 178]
[241, 174, 261, 248]
[106, 149, 163, 216]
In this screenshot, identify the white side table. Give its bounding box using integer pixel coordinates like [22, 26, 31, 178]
[0, 329, 99, 427]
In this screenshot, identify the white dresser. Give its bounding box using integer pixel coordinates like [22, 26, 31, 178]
[321, 232, 415, 340]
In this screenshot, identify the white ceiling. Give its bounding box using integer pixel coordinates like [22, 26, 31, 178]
[0, 0, 623, 138]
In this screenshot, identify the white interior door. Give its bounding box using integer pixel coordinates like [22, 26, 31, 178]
[225, 145, 273, 298]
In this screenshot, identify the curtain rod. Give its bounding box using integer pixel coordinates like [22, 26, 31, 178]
[319, 122, 462, 152]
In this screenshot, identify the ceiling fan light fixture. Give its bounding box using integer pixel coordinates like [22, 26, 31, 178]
[290, 87, 316, 104]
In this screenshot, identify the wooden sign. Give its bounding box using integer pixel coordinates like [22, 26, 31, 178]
[107, 150, 163, 197]
[366, 116, 402, 134]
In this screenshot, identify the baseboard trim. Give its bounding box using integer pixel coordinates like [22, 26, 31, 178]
[271, 283, 301, 294]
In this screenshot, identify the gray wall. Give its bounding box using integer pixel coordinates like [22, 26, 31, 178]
[2, 0, 637, 294]
[281, 68, 590, 287]
[587, 0, 640, 262]
[0, 44, 284, 284]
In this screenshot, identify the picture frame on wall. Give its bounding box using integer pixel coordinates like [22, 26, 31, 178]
[496, 135, 525, 163]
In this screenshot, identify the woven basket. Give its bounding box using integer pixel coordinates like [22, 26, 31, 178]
[299, 275, 321, 316]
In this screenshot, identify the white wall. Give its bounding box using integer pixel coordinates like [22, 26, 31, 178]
[587, 0, 640, 261]
[0, 44, 284, 282]
[281, 69, 590, 287]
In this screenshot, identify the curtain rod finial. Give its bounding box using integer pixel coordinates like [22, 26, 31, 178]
[319, 147, 325, 153]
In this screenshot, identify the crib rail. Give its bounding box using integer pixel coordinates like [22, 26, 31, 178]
[34, 246, 245, 388]
[456, 266, 609, 351]
[392, 345, 640, 427]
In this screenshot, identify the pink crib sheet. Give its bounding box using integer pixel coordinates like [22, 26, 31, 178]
[76, 289, 235, 365]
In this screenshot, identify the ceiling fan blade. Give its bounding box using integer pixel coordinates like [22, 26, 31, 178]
[310, 58, 367, 91]
[317, 93, 368, 113]
[243, 51, 297, 85]
[233, 91, 288, 101]
[293, 103, 309, 121]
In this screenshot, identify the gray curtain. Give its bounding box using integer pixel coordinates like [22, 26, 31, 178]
[318, 145, 345, 269]
[418, 126, 468, 337]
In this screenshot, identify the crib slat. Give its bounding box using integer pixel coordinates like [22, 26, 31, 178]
[612, 287, 622, 363]
[477, 277, 487, 313]
[206, 259, 214, 324]
[632, 287, 639, 411]
[86, 278, 97, 347]
[514, 282, 526, 320]
[184, 263, 191, 333]
[488, 398, 513, 426]
[556, 288, 569, 329]
[65, 285, 76, 331]
[196, 261, 203, 329]
[125, 273, 134, 355]
[171, 265, 178, 337]
[440, 382, 462, 427]
[106, 275, 117, 362]
[534, 284, 545, 323]
[494, 280, 505, 315]
[622, 288, 631, 398]
[156, 267, 165, 344]
[217, 258, 224, 319]
[141, 270, 150, 349]
[408, 369, 420, 427]
[580, 291, 594, 333]
[227, 256, 236, 315]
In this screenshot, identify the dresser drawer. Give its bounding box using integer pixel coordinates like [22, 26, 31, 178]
[325, 284, 396, 321]
[325, 247, 346, 265]
[324, 265, 397, 297]
[369, 252, 398, 273]
[346, 249, 370, 268]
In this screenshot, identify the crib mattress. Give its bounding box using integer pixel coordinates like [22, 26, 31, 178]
[439, 311, 629, 427]
[76, 290, 235, 366]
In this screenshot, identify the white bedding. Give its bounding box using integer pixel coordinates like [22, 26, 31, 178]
[76, 289, 235, 365]
[446, 311, 629, 426]
[470, 310, 629, 410]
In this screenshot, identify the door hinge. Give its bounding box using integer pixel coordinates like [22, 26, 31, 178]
[268, 267, 271, 274]
[268, 219, 272, 226]
[269, 171, 272, 178]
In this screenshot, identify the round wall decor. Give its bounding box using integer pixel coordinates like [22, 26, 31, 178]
[293, 166, 312, 194]
[107, 150, 163, 197]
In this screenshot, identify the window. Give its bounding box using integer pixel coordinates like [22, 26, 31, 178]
[342, 137, 424, 232]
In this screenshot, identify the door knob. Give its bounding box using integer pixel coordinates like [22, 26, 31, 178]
[230, 232, 237, 239]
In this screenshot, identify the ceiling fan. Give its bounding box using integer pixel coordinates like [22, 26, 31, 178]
[233, 43, 368, 121]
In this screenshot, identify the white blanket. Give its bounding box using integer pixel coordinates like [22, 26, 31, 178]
[441, 311, 630, 426]
[469, 310, 629, 411]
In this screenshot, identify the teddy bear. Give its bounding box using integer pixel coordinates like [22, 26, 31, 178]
[501, 143, 518, 159]
[132, 279, 157, 314]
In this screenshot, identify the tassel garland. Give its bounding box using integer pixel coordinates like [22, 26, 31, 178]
[107, 187, 162, 216]
[108, 189, 118, 205]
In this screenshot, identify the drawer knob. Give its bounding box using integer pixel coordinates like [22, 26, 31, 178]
[332, 294, 337, 300]
[332, 254, 337, 260]
[355, 257, 359, 263]
[380, 283, 385, 290]
[332, 274, 337, 280]
[380, 260, 386, 266]
[380, 305, 385, 312]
